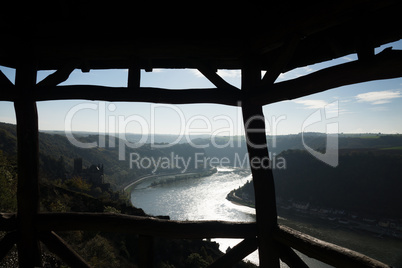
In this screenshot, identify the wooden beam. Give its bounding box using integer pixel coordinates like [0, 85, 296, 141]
[0, 70, 14, 88]
[14, 62, 42, 267]
[277, 241, 309, 268]
[33, 86, 241, 106]
[241, 60, 280, 268]
[252, 1, 396, 56]
[356, 37, 374, 61]
[144, 59, 153, 72]
[138, 235, 154, 268]
[356, 46, 375, 61]
[0, 87, 15, 101]
[208, 238, 258, 268]
[260, 35, 300, 86]
[128, 64, 141, 89]
[1, 50, 402, 106]
[36, 60, 78, 87]
[80, 60, 90, 73]
[36, 212, 257, 239]
[1, 85, 241, 104]
[254, 49, 402, 105]
[274, 225, 390, 268]
[354, 16, 375, 61]
[39, 231, 91, 268]
[0, 213, 17, 231]
[196, 62, 239, 90]
[0, 231, 17, 261]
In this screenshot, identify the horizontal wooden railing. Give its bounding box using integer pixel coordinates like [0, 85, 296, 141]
[0, 212, 391, 267]
[273, 225, 390, 268]
[1, 50, 402, 109]
[35, 212, 257, 239]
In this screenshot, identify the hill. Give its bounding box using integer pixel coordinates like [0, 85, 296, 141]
[192, 133, 402, 167]
[228, 147, 402, 219]
[0, 122, 255, 267]
[0, 122, 211, 190]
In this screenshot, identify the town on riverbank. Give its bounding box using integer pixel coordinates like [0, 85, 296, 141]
[123, 167, 218, 193]
[277, 200, 402, 239]
[227, 187, 402, 240]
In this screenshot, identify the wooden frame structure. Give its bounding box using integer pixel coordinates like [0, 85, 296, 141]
[1, 1, 402, 267]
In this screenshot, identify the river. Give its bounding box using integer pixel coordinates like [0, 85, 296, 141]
[130, 168, 402, 267]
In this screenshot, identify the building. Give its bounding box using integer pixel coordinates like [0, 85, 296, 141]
[73, 158, 104, 186]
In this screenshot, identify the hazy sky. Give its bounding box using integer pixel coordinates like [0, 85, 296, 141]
[1, 40, 402, 136]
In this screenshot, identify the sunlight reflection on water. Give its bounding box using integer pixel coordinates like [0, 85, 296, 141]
[131, 168, 335, 267]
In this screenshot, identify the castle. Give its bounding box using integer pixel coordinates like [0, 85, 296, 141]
[73, 158, 104, 186]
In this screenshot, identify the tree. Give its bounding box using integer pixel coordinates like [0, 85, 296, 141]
[0, 150, 17, 212]
[81, 235, 120, 267]
[65, 176, 91, 192]
[185, 253, 209, 268]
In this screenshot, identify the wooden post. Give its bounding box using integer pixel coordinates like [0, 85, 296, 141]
[241, 60, 280, 267]
[138, 235, 154, 268]
[208, 238, 258, 268]
[14, 62, 42, 267]
[128, 62, 141, 89]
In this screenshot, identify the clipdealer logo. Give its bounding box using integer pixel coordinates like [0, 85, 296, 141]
[63, 101, 287, 161]
[301, 101, 339, 167]
[128, 152, 286, 173]
[63, 100, 339, 168]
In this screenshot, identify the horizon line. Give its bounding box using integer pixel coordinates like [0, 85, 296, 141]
[0, 122, 400, 136]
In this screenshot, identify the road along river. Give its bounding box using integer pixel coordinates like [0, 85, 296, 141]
[130, 167, 402, 267]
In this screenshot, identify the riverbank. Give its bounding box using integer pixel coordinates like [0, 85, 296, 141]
[226, 189, 402, 241]
[149, 168, 217, 188]
[130, 167, 258, 266]
[131, 167, 402, 267]
[226, 190, 255, 208]
[277, 211, 402, 267]
[226, 196, 402, 267]
[123, 174, 160, 194]
[124, 168, 217, 194]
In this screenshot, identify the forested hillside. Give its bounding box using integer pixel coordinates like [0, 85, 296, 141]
[0, 122, 209, 190]
[277, 148, 402, 217]
[230, 147, 402, 219]
[0, 122, 255, 267]
[0, 150, 17, 213]
[194, 133, 402, 166]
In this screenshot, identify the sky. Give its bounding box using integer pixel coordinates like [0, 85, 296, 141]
[1, 40, 402, 138]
